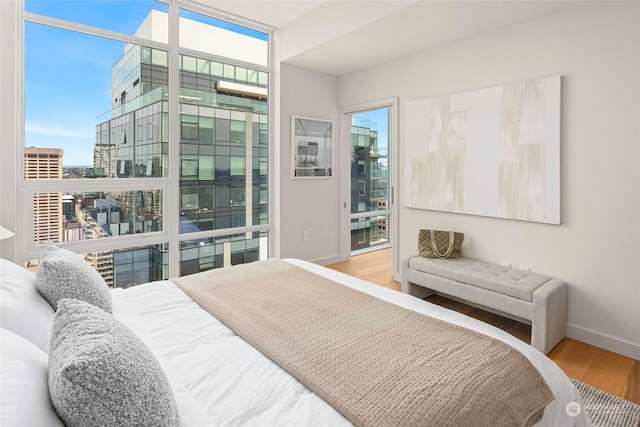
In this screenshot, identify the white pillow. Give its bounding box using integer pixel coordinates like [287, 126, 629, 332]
[0, 258, 55, 353]
[36, 245, 112, 313]
[0, 328, 65, 427]
[48, 299, 181, 427]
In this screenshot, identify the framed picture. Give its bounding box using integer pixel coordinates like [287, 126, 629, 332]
[291, 116, 333, 178]
[404, 76, 561, 224]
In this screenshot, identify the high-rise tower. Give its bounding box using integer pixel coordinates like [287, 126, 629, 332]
[24, 147, 63, 244]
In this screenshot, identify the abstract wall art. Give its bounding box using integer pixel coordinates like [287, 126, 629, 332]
[404, 76, 561, 224]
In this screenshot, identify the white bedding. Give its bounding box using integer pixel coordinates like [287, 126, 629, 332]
[112, 259, 590, 427]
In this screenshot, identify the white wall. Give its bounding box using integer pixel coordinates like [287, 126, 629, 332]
[279, 63, 342, 265]
[339, 1, 640, 359]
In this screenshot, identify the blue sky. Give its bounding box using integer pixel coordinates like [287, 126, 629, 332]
[24, 0, 267, 166]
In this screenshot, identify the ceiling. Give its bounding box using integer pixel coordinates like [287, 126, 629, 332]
[194, 1, 580, 76]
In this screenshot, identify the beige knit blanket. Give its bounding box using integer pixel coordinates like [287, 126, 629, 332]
[172, 259, 554, 427]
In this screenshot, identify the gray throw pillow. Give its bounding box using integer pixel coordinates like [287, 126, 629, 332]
[35, 245, 112, 313]
[48, 299, 181, 427]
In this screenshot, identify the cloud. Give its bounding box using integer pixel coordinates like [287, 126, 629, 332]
[25, 123, 91, 139]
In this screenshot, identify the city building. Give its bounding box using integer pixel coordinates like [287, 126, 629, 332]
[24, 150, 117, 285]
[92, 142, 117, 178]
[24, 147, 63, 245]
[350, 125, 388, 251]
[90, 10, 269, 286]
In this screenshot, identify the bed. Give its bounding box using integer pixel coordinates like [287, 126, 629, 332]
[1, 248, 591, 427]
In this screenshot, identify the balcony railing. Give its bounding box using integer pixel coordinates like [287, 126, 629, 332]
[370, 170, 388, 178]
[370, 190, 388, 199]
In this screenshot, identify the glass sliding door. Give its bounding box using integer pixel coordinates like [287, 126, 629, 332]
[350, 107, 391, 254]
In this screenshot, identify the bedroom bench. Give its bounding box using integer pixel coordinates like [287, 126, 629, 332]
[401, 255, 567, 354]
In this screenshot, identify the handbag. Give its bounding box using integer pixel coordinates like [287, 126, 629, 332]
[418, 229, 464, 259]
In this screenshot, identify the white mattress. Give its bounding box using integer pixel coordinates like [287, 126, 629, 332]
[111, 259, 590, 427]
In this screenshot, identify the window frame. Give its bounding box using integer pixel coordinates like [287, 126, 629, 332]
[16, 0, 275, 280]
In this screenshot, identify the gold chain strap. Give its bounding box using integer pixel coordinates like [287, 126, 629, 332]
[429, 230, 455, 258]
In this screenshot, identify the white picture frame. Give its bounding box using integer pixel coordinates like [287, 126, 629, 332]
[291, 116, 333, 179]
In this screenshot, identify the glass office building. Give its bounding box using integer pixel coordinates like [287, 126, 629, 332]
[88, 15, 269, 287]
[350, 124, 389, 251]
[22, 4, 272, 289]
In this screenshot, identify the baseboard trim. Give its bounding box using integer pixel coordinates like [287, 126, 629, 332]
[309, 255, 342, 266]
[567, 324, 640, 361]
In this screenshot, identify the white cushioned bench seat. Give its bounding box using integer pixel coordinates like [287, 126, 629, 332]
[408, 257, 553, 302]
[402, 255, 568, 354]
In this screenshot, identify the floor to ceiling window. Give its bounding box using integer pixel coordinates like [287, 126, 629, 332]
[350, 107, 391, 254]
[19, 0, 272, 288]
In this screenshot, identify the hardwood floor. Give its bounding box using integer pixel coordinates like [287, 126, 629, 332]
[327, 248, 640, 405]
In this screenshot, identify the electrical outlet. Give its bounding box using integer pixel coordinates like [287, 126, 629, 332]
[501, 261, 511, 268]
[303, 230, 310, 241]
